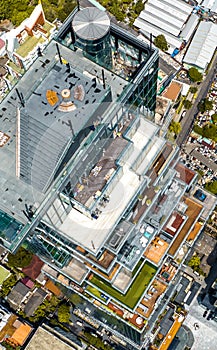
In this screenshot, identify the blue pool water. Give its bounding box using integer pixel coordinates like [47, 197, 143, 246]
[144, 231, 151, 239]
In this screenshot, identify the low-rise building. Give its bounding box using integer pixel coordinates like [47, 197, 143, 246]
[183, 21, 217, 72]
[6, 281, 30, 310]
[25, 324, 82, 350]
[5, 3, 55, 73]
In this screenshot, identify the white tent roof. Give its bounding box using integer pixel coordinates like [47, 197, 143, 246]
[202, 0, 217, 12]
[148, 0, 192, 21]
[134, 18, 182, 53]
[183, 21, 217, 70]
[134, 0, 195, 52]
[139, 10, 180, 36]
[180, 14, 198, 41]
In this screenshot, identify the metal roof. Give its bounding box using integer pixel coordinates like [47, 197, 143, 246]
[183, 21, 217, 70]
[72, 7, 110, 40]
[202, 0, 217, 12]
[180, 13, 199, 42]
[134, 0, 195, 51]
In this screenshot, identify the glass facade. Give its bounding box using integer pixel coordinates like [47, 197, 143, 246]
[74, 31, 113, 70]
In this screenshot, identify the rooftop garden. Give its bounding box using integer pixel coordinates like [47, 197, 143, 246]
[16, 36, 45, 58]
[89, 261, 157, 309]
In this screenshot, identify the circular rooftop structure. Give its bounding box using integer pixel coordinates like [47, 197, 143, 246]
[72, 7, 110, 41]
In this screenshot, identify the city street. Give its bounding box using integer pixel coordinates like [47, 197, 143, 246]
[184, 297, 217, 350]
[177, 52, 217, 147]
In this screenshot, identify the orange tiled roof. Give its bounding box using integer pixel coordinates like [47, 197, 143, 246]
[10, 323, 32, 346]
[162, 81, 182, 101]
[45, 279, 62, 296]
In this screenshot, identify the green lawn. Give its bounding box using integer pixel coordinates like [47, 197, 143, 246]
[89, 261, 157, 309]
[16, 36, 45, 58]
[0, 265, 10, 285]
[86, 285, 105, 301]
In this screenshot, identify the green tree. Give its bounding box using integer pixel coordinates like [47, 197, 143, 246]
[83, 332, 113, 350]
[193, 124, 203, 135]
[0, 274, 17, 297]
[188, 67, 203, 82]
[169, 120, 182, 135]
[189, 86, 198, 93]
[212, 113, 217, 124]
[1, 341, 20, 350]
[7, 247, 33, 268]
[203, 124, 217, 141]
[135, 0, 144, 14]
[183, 99, 192, 109]
[154, 35, 168, 51]
[188, 254, 200, 269]
[205, 180, 217, 195]
[0, 0, 77, 26]
[57, 304, 70, 323]
[198, 98, 213, 113]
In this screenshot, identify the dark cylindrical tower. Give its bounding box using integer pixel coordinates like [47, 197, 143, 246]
[72, 7, 112, 69]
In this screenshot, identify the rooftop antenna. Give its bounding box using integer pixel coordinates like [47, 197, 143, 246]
[91, 240, 95, 250]
[15, 88, 25, 107]
[70, 28, 75, 44]
[138, 50, 142, 64]
[102, 69, 106, 89]
[115, 36, 118, 50]
[56, 43, 62, 65]
[150, 33, 153, 52]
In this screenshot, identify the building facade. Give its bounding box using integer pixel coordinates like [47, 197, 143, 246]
[0, 5, 215, 350]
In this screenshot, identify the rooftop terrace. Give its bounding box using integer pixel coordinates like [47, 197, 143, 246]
[57, 13, 152, 82]
[52, 116, 161, 253]
[168, 197, 203, 256]
[175, 162, 196, 186]
[16, 36, 45, 58]
[144, 236, 169, 265]
[163, 211, 186, 237]
[88, 261, 157, 309]
[137, 279, 167, 318]
[18, 48, 111, 192]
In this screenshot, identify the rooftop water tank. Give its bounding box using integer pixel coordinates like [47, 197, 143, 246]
[72, 7, 112, 69]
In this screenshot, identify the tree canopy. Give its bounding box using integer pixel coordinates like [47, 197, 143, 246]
[188, 67, 203, 82]
[57, 304, 70, 323]
[183, 99, 192, 110]
[198, 98, 213, 113]
[205, 180, 217, 195]
[7, 247, 33, 268]
[154, 35, 168, 51]
[0, 0, 77, 26]
[0, 274, 17, 297]
[194, 122, 217, 141]
[188, 254, 200, 269]
[189, 86, 198, 94]
[169, 121, 182, 135]
[203, 124, 217, 141]
[212, 113, 217, 124]
[135, 0, 144, 14]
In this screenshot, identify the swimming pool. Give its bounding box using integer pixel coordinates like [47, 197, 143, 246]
[144, 231, 151, 239]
